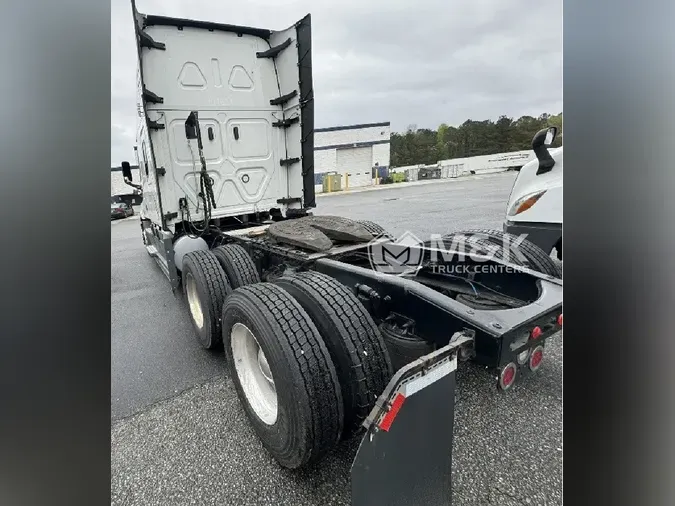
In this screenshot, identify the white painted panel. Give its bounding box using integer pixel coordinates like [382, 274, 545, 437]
[315, 149, 337, 174]
[141, 26, 279, 110]
[315, 124, 390, 147]
[137, 19, 303, 226]
[372, 142, 390, 167]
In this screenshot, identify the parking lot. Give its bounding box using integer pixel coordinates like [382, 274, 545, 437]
[111, 172, 562, 506]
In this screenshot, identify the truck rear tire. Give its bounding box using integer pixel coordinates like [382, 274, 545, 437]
[357, 220, 393, 238]
[221, 283, 343, 468]
[182, 250, 232, 349]
[274, 271, 393, 436]
[212, 244, 260, 288]
[463, 229, 562, 278]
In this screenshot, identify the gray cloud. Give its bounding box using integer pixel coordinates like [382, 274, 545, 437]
[111, 0, 561, 164]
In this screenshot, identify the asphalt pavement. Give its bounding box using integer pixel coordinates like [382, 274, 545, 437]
[111, 171, 562, 505]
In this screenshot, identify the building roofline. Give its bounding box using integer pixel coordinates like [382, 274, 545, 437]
[315, 121, 390, 133]
[315, 139, 390, 151]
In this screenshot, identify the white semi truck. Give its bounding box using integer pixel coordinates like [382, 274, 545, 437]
[504, 127, 563, 260]
[123, 3, 563, 504]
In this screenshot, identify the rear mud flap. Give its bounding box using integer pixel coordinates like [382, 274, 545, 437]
[351, 331, 472, 506]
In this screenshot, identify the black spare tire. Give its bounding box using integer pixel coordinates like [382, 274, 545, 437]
[461, 229, 562, 278]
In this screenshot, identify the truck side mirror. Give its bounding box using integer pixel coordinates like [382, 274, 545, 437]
[533, 126, 557, 148]
[532, 127, 558, 175]
[122, 161, 132, 181]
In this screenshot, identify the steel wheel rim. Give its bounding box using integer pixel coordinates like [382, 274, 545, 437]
[185, 272, 204, 329]
[231, 323, 278, 425]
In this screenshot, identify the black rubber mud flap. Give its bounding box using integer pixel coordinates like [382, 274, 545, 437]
[351, 331, 472, 506]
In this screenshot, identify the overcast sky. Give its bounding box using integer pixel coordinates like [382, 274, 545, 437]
[111, 0, 562, 165]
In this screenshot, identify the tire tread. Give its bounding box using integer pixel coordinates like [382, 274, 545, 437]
[462, 228, 562, 278]
[212, 244, 260, 288]
[223, 283, 343, 467]
[275, 271, 393, 434]
[183, 250, 231, 348]
[357, 220, 392, 238]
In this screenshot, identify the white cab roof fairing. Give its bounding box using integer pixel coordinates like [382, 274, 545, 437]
[130, 1, 315, 230]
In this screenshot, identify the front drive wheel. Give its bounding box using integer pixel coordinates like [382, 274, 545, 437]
[182, 250, 231, 349]
[222, 283, 344, 469]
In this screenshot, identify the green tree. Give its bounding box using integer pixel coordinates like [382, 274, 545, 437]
[390, 113, 563, 167]
[437, 123, 449, 159]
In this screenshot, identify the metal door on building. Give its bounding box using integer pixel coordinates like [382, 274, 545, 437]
[337, 146, 373, 188]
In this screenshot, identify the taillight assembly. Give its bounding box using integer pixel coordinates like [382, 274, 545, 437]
[529, 346, 544, 371]
[557, 314, 563, 326]
[498, 362, 517, 390]
[531, 326, 543, 340]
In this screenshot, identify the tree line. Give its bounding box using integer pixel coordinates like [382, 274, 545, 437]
[390, 113, 562, 168]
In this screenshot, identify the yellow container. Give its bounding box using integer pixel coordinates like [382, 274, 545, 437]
[392, 172, 406, 183]
[322, 173, 343, 193]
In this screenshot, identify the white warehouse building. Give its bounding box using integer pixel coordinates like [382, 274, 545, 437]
[314, 121, 391, 193]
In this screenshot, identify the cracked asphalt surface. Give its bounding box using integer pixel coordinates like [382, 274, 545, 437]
[111, 172, 562, 505]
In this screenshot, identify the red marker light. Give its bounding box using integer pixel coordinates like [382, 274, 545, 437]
[557, 314, 563, 326]
[531, 326, 543, 339]
[529, 346, 544, 371]
[379, 392, 406, 432]
[499, 363, 517, 390]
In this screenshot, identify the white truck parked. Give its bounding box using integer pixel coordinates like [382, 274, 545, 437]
[504, 127, 563, 260]
[122, 3, 563, 504]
